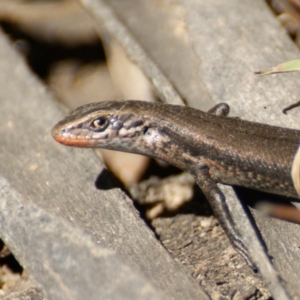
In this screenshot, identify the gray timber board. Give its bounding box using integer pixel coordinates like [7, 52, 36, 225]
[0, 177, 160, 300]
[0, 30, 208, 300]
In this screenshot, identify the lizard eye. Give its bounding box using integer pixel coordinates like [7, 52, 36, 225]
[91, 117, 109, 131]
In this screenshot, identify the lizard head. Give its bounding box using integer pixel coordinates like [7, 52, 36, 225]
[52, 101, 158, 153]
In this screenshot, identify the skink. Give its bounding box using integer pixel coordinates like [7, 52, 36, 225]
[52, 100, 300, 266]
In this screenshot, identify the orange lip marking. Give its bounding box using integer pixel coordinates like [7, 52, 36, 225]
[53, 136, 91, 147]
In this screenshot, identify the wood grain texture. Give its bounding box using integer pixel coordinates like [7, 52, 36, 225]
[0, 177, 160, 300]
[0, 30, 208, 300]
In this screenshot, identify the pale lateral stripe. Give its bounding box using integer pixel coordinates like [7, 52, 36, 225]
[291, 145, 300, 197]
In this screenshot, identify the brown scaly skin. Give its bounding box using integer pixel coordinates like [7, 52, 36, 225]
[52, 100, 300, 267]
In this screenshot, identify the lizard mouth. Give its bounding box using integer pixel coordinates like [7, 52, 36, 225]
[51, 127, 97, 147]
[54, 135, 100, 147]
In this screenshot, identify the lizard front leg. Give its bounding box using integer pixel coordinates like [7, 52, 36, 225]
[191, 163, 256, 269]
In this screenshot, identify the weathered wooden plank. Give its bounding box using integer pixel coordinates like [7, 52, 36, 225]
[0, 29, 208, 300]
[0, 177, 161, 300]
[80, 0, 300, 299]
[181, 2, 300, 299]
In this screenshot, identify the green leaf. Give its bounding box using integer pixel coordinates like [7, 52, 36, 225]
[255, 59, 300, 75]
